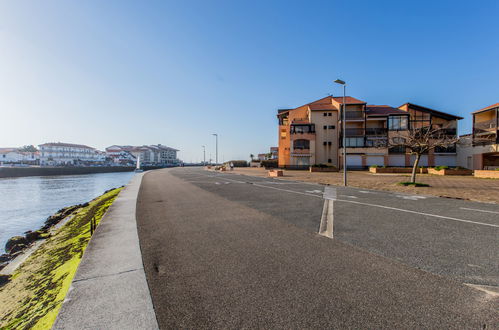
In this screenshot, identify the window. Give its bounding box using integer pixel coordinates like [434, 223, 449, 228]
[328, 113, 332, 116]
[388, 116, 408, 130]
[329, 125, 335, 129]
[323, 125, 327, 129]
[290, 124, 315, 134]
[345, 137, 364, 147]
[328, 141, 332, 146]
[328, 158, 332, 163]
[323, 113, 327, 116]
[294, 139, 310, 150]
[323, 141, 327, 146]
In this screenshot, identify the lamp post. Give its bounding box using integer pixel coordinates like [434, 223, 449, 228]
[212, 134, 218, 165]
[334, 79, 347, 186]
[202, 145, 206, 165]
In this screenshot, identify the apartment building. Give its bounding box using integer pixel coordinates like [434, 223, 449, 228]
[39, 142, 104, 166]
[0, 148, 39, 165]
[105, 144, 180, 166]
[277, 96, 462, 168]
[457, 103, 499, 170]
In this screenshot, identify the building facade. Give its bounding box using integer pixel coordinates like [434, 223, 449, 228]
[277, 96, 462, 169]
[457, 103, 499, 170]
[0, 148, 39, 165]
[105, 144, 180, 166]
[39, 142, 103, 166]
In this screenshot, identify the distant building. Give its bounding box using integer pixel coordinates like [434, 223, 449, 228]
[105, 144, 180, 166]
[39, 142, 103, 166]
[257, 153, 267, 161]
[270, 147, 278, 160]
[105, 145, 137, 166]
[0, 148, 39, 165]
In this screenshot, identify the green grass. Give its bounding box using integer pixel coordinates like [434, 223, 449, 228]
[0, 188, 122, 329]
[398, 181, 430, 187]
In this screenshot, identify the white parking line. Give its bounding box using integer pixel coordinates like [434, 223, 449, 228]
[191, 171, 499, 228]
[338, 199, 499, 228]
[460, 207, 499, 215]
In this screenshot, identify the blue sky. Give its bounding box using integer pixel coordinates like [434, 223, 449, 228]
[1, 0, 498, 162]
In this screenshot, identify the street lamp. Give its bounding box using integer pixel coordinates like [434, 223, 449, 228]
[202, 145, 206, 165]
[334, 79, 347, 186]
[212, 134, 218, 165]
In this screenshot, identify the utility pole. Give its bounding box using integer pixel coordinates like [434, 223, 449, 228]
[212, 134, 218, 165]
[202, 145, 206, 165]
[334, 79, 347, 186]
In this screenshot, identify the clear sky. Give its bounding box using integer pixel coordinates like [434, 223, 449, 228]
[1, 0, 498, 162]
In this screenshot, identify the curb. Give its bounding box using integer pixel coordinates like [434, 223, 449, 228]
[53, 173, 158, 330]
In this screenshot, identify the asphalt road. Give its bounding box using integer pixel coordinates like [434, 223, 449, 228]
[136, 167, 499, 329]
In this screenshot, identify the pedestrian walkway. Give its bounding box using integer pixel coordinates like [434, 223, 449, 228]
[53, 173, 158, 330]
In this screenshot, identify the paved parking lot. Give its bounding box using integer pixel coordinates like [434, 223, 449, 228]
[231, 167, 499, 203]
[136, 167, 498, 328]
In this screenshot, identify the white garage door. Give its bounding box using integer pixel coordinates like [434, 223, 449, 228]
[435, 155, 456, 167]
[366, 155, 384, 166]
[410, 155, 428, 166]
[388, 155, 405, 167]
[346, 155, 363, 167]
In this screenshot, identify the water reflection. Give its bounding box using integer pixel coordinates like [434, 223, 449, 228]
[0, 172, 135, 253]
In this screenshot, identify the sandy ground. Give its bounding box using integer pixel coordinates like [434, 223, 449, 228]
[228, 168, 499, 203]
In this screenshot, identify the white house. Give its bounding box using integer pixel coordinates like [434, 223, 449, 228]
[0, 148, 39, 165]
[105, 144, 180, 166]
[39, 142, 103, 166]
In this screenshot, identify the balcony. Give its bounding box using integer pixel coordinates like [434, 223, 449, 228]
[344, 111, 364, 120]
[345, 128, 364, 136]
[474, 119, 497, 135]
[366, 127, 388, 136]
[290, 124, 315, 134]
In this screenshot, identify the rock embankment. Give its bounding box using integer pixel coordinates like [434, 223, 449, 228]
[0, 202, 90, 273]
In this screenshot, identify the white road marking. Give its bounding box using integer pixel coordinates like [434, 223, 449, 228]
[395, 195, 427, 200]
[337, 199, 499, 229]
[460, 207, 499, 215]
[359, 191, 373, 194]
[323, 186, 337, 201]
[305, 190, 323, 194]
[345, 195, 359, 199]
[192, 170, 499, 228]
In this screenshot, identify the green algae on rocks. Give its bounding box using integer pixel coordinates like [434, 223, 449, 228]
[0, 188, 122, 329]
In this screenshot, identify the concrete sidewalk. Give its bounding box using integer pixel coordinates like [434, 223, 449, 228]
[53, 173, 158, 330]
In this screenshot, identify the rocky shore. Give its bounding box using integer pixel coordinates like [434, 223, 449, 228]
[0, 187, 118, 283]
[0, 187, 123, 328]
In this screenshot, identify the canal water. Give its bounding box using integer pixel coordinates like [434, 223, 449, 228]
[0, 172, 136, 253]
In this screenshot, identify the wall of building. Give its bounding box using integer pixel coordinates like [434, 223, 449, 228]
[310, 110, 339, 166]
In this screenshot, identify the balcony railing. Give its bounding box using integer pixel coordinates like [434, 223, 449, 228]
[366, 127, 388, 136]
[290, 124, 316, 134]
[474, 120, 497, 135]
[344, 111, 364, 120]
[345, 128, 364, 136]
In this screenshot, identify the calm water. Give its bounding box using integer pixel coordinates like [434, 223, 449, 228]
[0, 172, 136, 253]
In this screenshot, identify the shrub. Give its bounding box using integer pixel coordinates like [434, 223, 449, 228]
[224, 160, 248, 167]
[398, 181, 430, 187]
[261, 160, 278, 168]
[370, 165, 378, 168]
[434, 165, 449, 171]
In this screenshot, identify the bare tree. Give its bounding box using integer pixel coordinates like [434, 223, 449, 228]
[387, 126, 459, 183]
